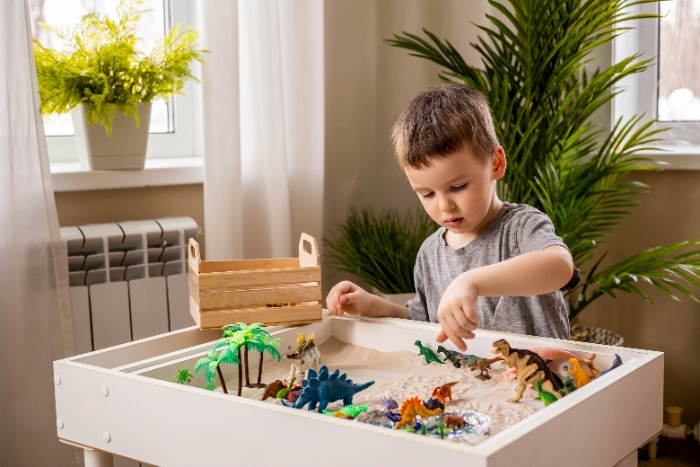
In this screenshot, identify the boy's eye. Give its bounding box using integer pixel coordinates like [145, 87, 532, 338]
[450, 183, 468, 192]
[419, 192, 434, 199]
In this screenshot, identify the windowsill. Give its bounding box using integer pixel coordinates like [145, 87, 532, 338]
[641, 147, 700, 171]
[51, 156, 204, 192]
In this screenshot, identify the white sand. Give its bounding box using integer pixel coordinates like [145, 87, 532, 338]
[233, 337, 544, 440]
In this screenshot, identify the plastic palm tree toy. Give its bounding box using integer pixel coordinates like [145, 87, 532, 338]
[219, 322, 281, 393]
[220, 322, 258, 388]
[386, 0, 700, 324]
[194, 346, 239, 394]
[172, 368, 194, 385]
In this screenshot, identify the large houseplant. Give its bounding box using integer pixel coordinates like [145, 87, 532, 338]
[326, 207, 435, 297]
[33, 0, 204, 169]
[386, 0, 700, 340]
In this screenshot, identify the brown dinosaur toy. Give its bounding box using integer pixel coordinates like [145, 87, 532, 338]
[466, 356, 503, 380]
[262, 380, 287, 400]
[492, 339, 563, 403]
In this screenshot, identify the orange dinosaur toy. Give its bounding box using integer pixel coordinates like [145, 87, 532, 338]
[566, 358, 592, 388]
[431, 382, 458, 404]
[395, 396, 443, 429]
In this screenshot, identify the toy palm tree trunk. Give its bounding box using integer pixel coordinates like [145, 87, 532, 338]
[244, 346, 250, 386]
[257, 353, 264, 385]
[237, 347, 243, 396]
[216, 365, 228, 394]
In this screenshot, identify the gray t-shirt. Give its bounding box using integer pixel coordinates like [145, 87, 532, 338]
[407, 202, 570, 339]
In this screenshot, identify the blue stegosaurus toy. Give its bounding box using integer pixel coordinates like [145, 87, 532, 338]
[281, 365, 374, 413]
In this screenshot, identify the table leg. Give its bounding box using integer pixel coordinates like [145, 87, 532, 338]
[84, 447, 113, 467]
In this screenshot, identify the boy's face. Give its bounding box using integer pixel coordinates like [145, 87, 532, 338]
[405, 145, 506, 244]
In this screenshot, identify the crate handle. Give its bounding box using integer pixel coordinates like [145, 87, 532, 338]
[188, 238, 201, 273]
[298, 233, 319, 268]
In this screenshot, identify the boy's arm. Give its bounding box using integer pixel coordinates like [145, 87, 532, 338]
[327, 280, 410, 319]
[458, 244, 574, 297]
[437, 245, 574, 350]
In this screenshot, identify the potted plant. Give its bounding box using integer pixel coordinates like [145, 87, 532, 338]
[325, 206, 436, 303]
[33, 0, 205, 170]
[386, 0, 700, 344]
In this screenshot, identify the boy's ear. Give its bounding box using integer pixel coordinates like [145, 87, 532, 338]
[492, 147, 506, 179]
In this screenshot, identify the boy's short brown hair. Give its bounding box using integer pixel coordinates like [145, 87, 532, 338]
[391, 83, 500, 169]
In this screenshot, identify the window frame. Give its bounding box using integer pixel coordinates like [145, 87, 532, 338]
[42, 0, 202, 166]
[612, 1, 700, 169]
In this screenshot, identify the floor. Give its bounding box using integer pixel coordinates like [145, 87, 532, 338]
[638, 438, 700, 466]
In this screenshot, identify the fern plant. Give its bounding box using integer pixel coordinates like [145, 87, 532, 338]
[33, 0, 204, 135]
[387, 0, 700, 320]
[326, 207, 436, 294]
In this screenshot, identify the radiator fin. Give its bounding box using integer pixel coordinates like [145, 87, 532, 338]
[61, 217, 200, 354]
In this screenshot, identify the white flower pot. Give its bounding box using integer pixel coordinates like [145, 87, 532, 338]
[71, 102, 151, 170]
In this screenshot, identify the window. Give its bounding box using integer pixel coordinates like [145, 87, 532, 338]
[29, 0, 201, 164]
[613, 0, 700, 169]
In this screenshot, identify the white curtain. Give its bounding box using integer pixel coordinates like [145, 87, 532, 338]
[0, 1, 78, 466]
[200, 0, 324, 260]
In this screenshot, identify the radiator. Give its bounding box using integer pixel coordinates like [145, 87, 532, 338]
[61, 217, 201, 355]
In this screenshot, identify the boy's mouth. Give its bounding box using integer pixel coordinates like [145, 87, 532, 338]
[445, 217, 463, 228]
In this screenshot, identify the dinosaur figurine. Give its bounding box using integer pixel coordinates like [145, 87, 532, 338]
[415, 340, 445, 365]
[324, 404, 369, 419]
[466, 356, 503, 380]
[492, 339, 563, 403]
[423, 397, 445, 411]
[582, 359, 601, 378]
[395, 396, 443, 429]
[561, 375, 577, 395]
[381, 396, 399, 412]
[566, 358, 592, 388]
[431, 382, 458, 404]
[262, 380, 286, 400]
[534, 380, 558, 407]
[597, 354, 623, 378]
[285, 332, 322, 383]
[443, 414, 466, 430]
[281, 365, 374, 413]
[436, 346, 469, 368]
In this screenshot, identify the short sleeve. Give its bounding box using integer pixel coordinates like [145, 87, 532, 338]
[407, 249, 430, 321]
[515, 210, 567, 254]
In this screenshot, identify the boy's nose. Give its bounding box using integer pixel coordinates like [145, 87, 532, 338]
[438, 195, 455, 212]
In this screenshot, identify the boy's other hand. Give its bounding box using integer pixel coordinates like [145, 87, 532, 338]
[436, 275, 480, 351]
[326, 280, 371, 316]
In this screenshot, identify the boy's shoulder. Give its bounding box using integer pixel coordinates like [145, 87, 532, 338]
[499, 202, 551, 225]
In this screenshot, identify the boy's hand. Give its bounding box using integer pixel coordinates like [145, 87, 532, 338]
[326, 281, 373, 316]
[436, 275, 480, 351]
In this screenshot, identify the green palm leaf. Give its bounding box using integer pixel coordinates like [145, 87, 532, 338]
[326, 207, 436, 294]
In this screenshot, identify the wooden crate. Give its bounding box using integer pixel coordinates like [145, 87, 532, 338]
[188, 233, 322, 329]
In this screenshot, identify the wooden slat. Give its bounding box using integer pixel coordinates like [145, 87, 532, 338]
[197, 257, 298, 274]
[197, 304, 322, 329]
[191, 267, 320, 291]
[197, 284, 322, 310]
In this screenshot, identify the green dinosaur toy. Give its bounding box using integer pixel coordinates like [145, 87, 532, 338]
[323, 404, 369, 418]
[414, 340, 445, 365]
[436, 345, 467, 368]
[561, 375, 578, 395]
[534, 379, 558, 406]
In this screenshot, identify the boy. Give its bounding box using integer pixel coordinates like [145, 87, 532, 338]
[326, 84, 579, 351]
